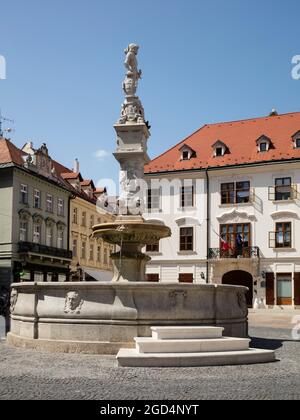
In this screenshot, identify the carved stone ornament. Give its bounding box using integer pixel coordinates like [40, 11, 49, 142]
[64, 291, 84, 314]
[170, 290, 188, 308]
[10, 289, 18, 313]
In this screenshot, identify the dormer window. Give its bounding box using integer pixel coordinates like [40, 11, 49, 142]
[292, 131, 300, 149]
[212, 141, 228, 158]
[182, 151, 190, 161]
[216, 147, 223, 157]
[256, 135, 272, 153]
[259, 142, 267, 152]
[179, 145, 196, 161]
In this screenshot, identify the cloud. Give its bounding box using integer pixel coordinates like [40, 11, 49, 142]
[94, 149, 110, 160]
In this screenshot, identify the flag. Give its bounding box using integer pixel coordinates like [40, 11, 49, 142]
[220, 237, 232, 252]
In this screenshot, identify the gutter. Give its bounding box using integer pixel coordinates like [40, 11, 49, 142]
[205, 169, 210, 284]
[144, 157, 300, 178]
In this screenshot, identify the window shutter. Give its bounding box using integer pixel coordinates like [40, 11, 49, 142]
[294, 273, 300, 306]
[179, 273, 194, 283]
[266, 273, 275, 305]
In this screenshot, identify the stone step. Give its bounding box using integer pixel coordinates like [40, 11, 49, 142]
[151, 326, 224, 340]
[117, 348, 277, 368]
[135, 337, 250, 354]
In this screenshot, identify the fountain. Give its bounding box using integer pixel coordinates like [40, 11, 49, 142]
[7, 45, 251, 356]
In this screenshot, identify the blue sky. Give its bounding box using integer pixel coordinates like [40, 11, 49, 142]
[1, 0, 300, 187]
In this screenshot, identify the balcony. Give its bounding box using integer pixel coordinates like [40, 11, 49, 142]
[208, 247, 260, 260]
[268, 185, 299, 201]
[19, 242, 73, 260]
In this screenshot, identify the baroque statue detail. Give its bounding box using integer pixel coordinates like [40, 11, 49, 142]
[64, 291, 84, 315]
[119, 44, 145, 125]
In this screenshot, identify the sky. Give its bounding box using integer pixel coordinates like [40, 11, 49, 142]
[1, 0, 300, 188]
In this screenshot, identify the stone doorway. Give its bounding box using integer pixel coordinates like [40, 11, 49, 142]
[222, 270, 253, 307]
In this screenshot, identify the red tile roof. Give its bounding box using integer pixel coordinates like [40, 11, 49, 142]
[61, 172, 83, 181]
[0, 137, 26, 166]
[145, 112, 300, 174]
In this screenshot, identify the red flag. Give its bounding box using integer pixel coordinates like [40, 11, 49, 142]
[221, 238, 232, 251]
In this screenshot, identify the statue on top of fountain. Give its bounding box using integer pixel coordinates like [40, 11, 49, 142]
[119, 44, 145, 125]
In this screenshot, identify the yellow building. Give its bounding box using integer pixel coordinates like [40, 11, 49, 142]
[61, 168, 115, 281]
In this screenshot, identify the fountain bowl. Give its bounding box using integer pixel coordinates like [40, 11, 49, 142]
[7, 282, 248, 354]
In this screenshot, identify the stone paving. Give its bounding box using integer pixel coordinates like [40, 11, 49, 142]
[0, 314, 299, 400]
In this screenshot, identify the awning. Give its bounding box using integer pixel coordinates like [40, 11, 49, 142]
[82, 268, 113, 282]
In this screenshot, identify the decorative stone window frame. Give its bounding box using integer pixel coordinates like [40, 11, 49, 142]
[179, 144, 196, 161]
[292, 130, 300, 149]
[212, 140, 228, 158]
[19, 210, 31, 242]
[256, 135, 272, 153]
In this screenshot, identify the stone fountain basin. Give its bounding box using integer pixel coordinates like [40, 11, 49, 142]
[7, 282, 248, 355]
[92, 218, 171, 245]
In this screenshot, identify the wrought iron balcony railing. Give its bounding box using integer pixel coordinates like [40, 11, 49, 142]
[19, 242, 73, 260]
[268, 185, 299, 201]
[208, 247, 260, 260]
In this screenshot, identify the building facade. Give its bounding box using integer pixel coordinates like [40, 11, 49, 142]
[0, 139, 73, 291]
[144, 112, 300, 309]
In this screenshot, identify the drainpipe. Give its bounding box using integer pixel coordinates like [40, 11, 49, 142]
[206, 169, 210, 284]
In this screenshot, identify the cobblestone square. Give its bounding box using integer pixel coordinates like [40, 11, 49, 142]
[0, 313, 299, 400]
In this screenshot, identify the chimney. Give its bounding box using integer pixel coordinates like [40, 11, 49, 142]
[74, 158, 80, 173]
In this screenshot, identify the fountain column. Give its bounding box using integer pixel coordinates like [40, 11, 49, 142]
[93, 44, 171, 282]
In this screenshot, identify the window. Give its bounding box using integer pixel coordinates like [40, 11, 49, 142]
[89, 244, 94, 261]
[181, 186, 194, 208]
[20, 184, 28, 204]
[58, 199, 64, 216]
[236, 181, 250, 204]
[57, 229, 64, 249]
[33, 224, 41, 244]
[182, 151, 190, 160]
[147, 188, 161, 211]
[275, 222, 291, 248]
[180, 227, 194, 251]
[146, 242, 160, 253]
[81, 242, 86, 259]
[90, 215, 94, 229]
[259, 142, 267, 152]
[216, 147, 223, 157]
[221, 183, 235, 204]
[73, 208, 78, 224]
[72, 239, 78, 258]
[220, 224, 251, 257]
[275, 178, 292, 201]
[296, 139, 300, 148]
[34, 189, 41, 209]
[179, 273, 194, 283]
[146, 274, 160, 282]
[277, 274, 293, 306]
[46, 194, 53, 213]
[46, 225, 53, 247]
[19, 221, 28, 242]
[97, 245, 101, 263]
[221, 182, 250, 205]
[82, 212, 87, 227]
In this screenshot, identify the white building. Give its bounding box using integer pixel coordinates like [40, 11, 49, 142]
[144, 111, 300, 309]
